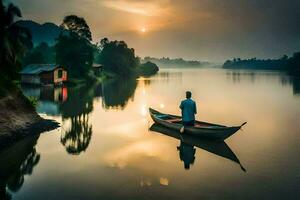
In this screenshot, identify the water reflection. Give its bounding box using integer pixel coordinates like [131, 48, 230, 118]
[226, 70, 300, 95]
[226, 71, 256, 83]
[12, 68, 300, 199]
[21, 78, 140, 116]
[60, 114, 92, 155]
[59, 84, 94, 155]
[21, 85, 67, 115]
[0, 135, 40, 200]
[150, 124, 246, 172]
[20, 78, 141, 155]
[289, 77, 300, 95]
[101, 78, 137, 110]
[177, 142, 196, 170]
[278, 75, 300, 95]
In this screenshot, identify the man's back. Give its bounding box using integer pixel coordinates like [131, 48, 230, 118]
[180, 98, 197, 122]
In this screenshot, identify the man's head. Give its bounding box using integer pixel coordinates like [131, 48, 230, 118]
[186, 91, 192, 99]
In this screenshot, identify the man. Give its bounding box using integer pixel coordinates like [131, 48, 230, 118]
[179, 91, 197, 132]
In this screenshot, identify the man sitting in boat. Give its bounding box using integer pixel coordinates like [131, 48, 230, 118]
[179, 91, 197, 129]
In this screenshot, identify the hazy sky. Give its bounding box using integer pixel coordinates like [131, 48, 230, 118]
[9, 0, 300, 62]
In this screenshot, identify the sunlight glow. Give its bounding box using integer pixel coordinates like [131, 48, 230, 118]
[159, 177, 169, 186]
[141, 104, 147, 116]
[102, 0, 168, 16]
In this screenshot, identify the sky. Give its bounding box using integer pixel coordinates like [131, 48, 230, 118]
[8, 0, 300, 62]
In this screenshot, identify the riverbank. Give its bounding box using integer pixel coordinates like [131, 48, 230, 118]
[0, 89, 59, 150]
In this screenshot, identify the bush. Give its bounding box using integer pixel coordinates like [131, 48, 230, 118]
[27, 96, 38, 108]
[137, 61, 159, 77]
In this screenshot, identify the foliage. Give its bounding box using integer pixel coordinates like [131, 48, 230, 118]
[55, 15, 94, 79]
[143, 56, 208, 67]
[97, 38, 140, 77]
[223, 52, 300, 76]
[223, 56, 289, 70]
[0, 1, 33, 82]
[26, 96, 38, 107]
[60, 15, 92, 41]
[137, 61, 159, 77]
[23, 42, 55, 65]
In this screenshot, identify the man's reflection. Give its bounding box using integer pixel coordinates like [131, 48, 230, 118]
[177, 141, 196, 170]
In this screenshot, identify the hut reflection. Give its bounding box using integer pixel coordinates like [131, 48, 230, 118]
[21, 85, 68, 116]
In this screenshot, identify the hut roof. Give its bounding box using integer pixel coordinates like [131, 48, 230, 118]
[20, 64, 62, 75]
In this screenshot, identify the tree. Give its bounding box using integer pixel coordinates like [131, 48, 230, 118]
[137, 61, 159, 77]
[23, 42, 55, 65]
[56, 15, 94, 79]
[60, 15, 92, 41]
[97, 38, 140, 77]
[0, 0, 33, 82]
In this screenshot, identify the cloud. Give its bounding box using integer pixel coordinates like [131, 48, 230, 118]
[9, 0, 300, 61]
[102, 0, 170, 16]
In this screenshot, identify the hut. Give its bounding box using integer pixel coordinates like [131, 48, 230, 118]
[20, 64, 67, 85]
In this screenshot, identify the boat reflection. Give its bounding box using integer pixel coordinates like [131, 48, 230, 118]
[149, 124, 246, 172]
[0, 135, 40, 200]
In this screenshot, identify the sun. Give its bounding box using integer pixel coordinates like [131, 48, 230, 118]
[141, 27, 146, 33]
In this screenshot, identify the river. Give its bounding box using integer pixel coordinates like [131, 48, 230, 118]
[2, 67, 300, 199]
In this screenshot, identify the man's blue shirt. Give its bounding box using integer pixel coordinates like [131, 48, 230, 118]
[179, 98, 197, 122]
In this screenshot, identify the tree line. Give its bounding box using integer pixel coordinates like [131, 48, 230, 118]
[143, 56, 209, 67]
[223, 53, 300, 75]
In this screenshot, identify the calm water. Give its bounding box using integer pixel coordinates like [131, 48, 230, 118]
[2, 68, 300, 199]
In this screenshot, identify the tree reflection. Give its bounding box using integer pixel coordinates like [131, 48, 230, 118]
[60, 114, 92, 155]
[59, 84, 94, 155]
[281, 76, 300, 95]
[101, 78, 137, 110]
[57, 77, 142, 154]
[290, 77, 300, 95]
[0, 135, 40, 200]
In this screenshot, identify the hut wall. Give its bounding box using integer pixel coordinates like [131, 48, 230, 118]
[40, 71, 54, 85]
[21, 75, 41, 84]
[53, 68, 67, 84]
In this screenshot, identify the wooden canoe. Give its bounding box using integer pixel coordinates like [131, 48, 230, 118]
[149, 108, 247, 140]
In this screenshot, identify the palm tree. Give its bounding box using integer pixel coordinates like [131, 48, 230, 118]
[0, 0, 33, 82]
